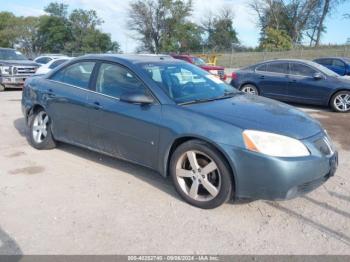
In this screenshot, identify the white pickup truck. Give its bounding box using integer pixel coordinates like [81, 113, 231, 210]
[0, 48, 39, 91]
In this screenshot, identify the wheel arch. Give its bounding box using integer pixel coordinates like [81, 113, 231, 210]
[26, 104, 46, 124]
[328, 88, 350, 106]
[164, 135, 237, 194]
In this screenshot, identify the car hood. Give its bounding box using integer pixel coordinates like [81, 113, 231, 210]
[185, 94, 323, 140]
[0, 60, 39, 67]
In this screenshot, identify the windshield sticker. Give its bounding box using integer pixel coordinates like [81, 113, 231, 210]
[206, 74, 224, 84]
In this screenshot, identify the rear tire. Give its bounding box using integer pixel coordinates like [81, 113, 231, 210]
[28, 108, 56, 150]
[240, 84, 259, 95]
[170, 140, 233, 209]
[330, 91, 350, 113]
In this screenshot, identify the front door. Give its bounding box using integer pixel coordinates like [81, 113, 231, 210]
[46, 61, 96, 146]
[287, 62, 330, 105]
[87, 62, 161, 169]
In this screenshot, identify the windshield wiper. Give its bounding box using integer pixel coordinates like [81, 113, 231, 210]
[179, 92, 238, 106]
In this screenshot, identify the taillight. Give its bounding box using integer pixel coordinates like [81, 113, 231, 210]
[231, 72, 238, 80]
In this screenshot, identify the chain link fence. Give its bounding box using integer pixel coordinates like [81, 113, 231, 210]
[216, 45, 350, 69]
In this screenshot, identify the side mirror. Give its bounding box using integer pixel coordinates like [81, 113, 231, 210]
[313, 73, 323, 80]
[120, 92, 154, 105]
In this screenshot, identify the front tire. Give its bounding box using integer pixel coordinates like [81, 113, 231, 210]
[330, 91, 350, 112]
[170, 140, 233, 209]
[240, 84, 259, 95]
[28, 108, 56, 150]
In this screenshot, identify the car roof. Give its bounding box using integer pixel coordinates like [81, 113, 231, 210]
[78, 54, 179, 65]
[314, 57, 350, 61]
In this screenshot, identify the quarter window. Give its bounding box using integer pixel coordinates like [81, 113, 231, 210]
[50, 61, 95, 89]
[96, 63, 147, 99]
[290, 63, 317, 77]
[266, 62, 289, 74]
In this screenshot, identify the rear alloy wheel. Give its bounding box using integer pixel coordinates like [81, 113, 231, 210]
[240, 84, 259, 95]
[331, 91, 350, 112]
[170, 140, 233, 209]
[28, 108, 56, 149]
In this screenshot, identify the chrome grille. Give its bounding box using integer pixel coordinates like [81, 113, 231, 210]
[13, 66, 37, 76]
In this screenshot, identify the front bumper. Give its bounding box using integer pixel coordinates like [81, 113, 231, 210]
[220, 132, 338, 200]
[0, 76, 30, 88]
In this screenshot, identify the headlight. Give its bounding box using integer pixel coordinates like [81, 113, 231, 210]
[242, 130, 310, 157]
[0, 66, 11, 76]
[209, 70, 218, 75]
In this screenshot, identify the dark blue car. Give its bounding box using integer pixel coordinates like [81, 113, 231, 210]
[230, 59, 350, 112]
[22, 55, 338, 209]
[314, 57, 350, 76]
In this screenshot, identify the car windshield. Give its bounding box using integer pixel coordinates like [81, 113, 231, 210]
[192, 57, 206, 66]
[307, 61, 340, 77]
[141, 62, 237, 104]
[0, 49, 27, 60]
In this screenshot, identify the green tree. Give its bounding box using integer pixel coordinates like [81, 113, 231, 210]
[202, 9, 239, 51]
[15, 16, 42, 57]
[128, 0, 195, 53]
[0, 12, 18, 47]
[260, 27, 292, 51]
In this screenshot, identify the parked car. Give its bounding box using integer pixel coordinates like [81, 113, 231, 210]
[34, 54, 69, 65]
[171, 54, 226, 80]
[230, 59, 350, 112]
[35, 57, 73, 75]
[22, 54, 338, 209]
[314, 57, 350, 76]
[0, 48, 39, 91]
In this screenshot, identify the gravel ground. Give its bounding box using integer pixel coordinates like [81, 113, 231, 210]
[0, 91, 349, 255]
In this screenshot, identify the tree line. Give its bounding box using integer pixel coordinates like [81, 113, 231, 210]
[0, 0, 348, 56]
[0, 2, 120, 57]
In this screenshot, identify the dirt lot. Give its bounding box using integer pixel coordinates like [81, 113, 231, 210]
[0, 91, 349, 255]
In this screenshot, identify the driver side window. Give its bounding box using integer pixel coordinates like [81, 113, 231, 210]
[96, 63, 147, 99]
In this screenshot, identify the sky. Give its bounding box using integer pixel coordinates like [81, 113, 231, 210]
[1, 0, 350, 53]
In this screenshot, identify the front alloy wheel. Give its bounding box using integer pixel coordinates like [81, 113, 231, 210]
[170, 140, 233, 209]
[28, 108, 56, 150]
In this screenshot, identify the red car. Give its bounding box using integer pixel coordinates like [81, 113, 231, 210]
[171, 54, 226, 80]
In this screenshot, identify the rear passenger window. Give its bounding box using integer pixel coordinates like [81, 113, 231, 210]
[50, 62, 95, 89]
[290, 63, 317, 77]
[266, 62, 289, 74]
[96, 63, 147, 99]
[333, 59, 345, 68]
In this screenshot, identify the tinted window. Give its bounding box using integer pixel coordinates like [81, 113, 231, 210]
[49, 59, 68, 69]
[266, 62, 289, 74]
[51, 61, 95, 89]
[290, 63, 317, 77]
[96, 63, 147, 99]
[36, 57, 51, 64]
[316, 59, 332, 66]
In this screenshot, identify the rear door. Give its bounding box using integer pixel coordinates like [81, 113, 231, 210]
[255, 62, 290, 100]
[46, 61, 96, 146]
[287, 62, 330, 105]
[87, 62, 161, 169]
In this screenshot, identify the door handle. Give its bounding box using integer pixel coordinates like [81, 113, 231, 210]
[259, 75, 265, 79]
[46, 89, 56, 98]
[93, 101, 103, 110]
